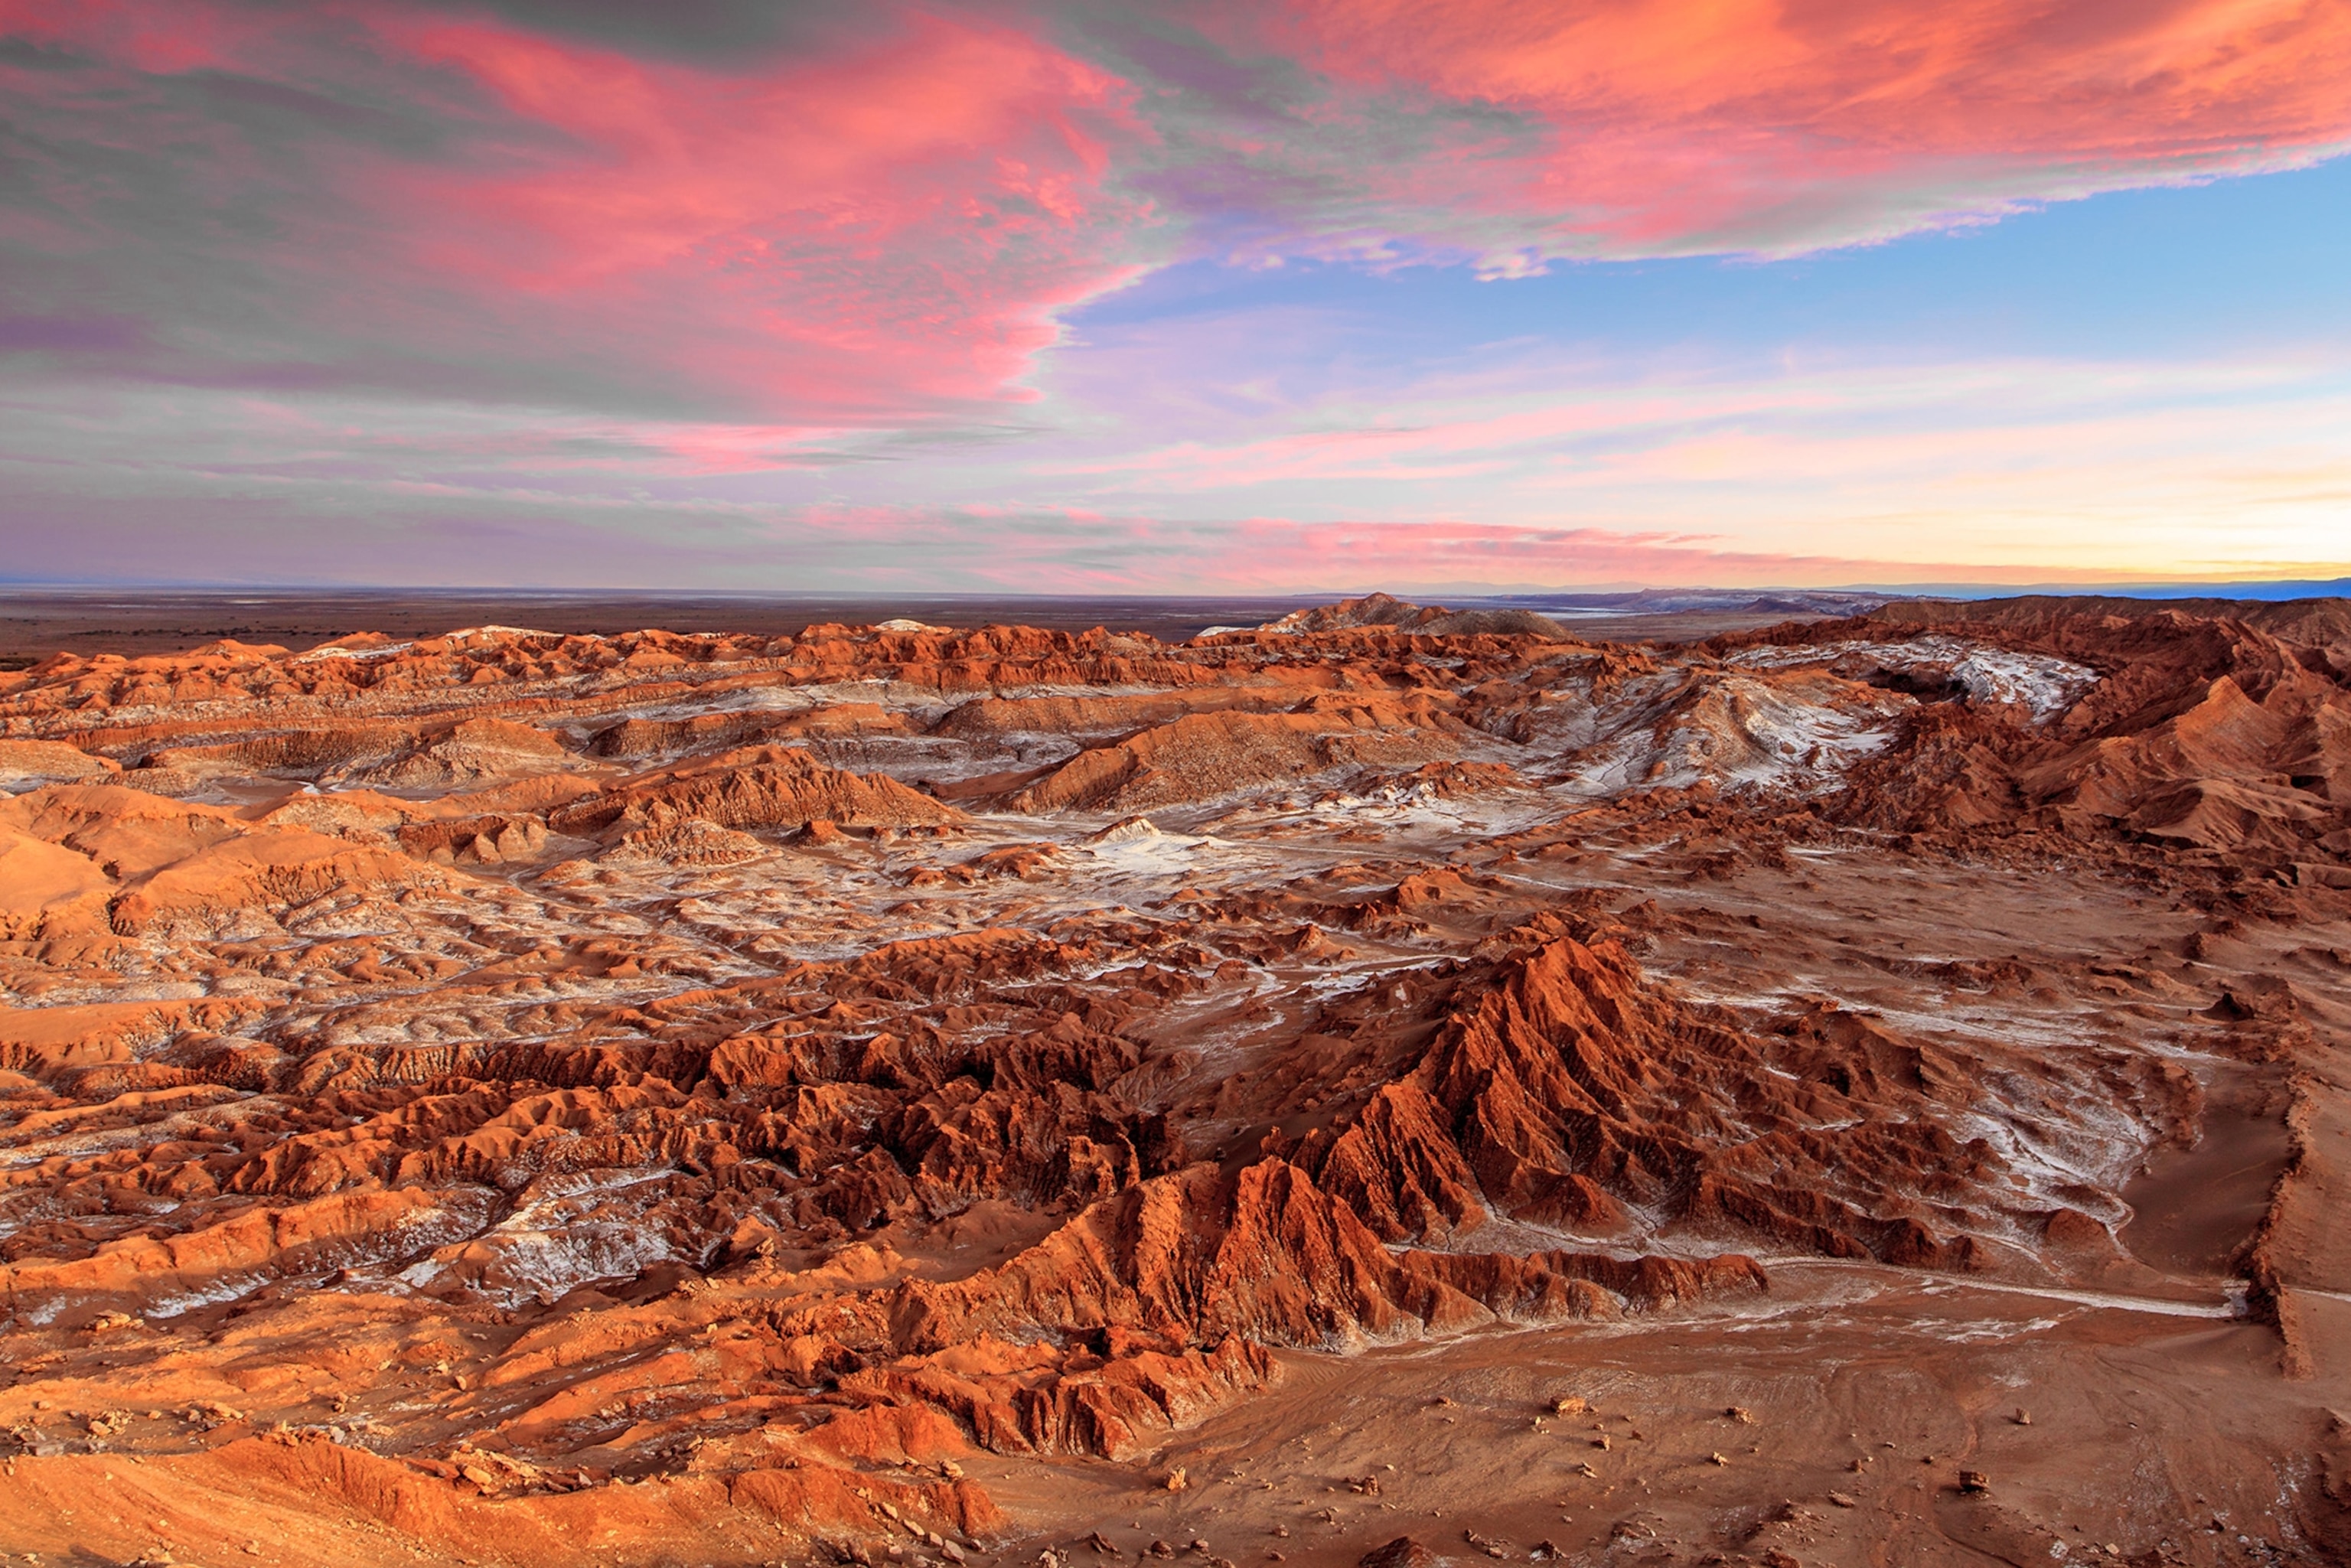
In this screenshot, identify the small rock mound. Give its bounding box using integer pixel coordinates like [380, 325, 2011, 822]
[1013, 710, 1442, 813]
[0, 738, 120, 791]
[1359, 1538, 1439, 1568]
[398, 813, 549, 865]
[350, 716, 569, 787]
[553, 746, 963, 837]
[1256, 593, 1566, 639]
[605, 817, 765, 865]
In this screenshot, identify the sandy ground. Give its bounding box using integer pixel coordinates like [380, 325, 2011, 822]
[0, 598, 2346, 1567]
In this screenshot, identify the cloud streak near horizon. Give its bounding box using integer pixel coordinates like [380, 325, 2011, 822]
[2, 0, 2349, 590]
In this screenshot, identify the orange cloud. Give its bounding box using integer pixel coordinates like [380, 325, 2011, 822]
[1241, 0, 2351, 256]
[4, 0, 2346, 432]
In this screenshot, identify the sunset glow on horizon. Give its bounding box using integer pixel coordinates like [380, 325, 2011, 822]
[3, 0, 2348, 593]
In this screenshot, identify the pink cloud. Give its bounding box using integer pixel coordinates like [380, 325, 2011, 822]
[0, 2, 1162, 421]
[370, 11, 1153, 415]
[1228, 0, 2351, 259]
[0, 0, 261, 73]
[5, 0, 2348, 478]
[1205, 517, 2089, 591]
[761, 504, 2146, 594]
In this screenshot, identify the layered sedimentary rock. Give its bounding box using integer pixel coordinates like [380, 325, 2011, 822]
[0, 595, 2346, 1564]
[1720, 600, 2351, 856]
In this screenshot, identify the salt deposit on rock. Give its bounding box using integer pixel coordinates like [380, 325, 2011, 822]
[0, 595, 2344, 1563]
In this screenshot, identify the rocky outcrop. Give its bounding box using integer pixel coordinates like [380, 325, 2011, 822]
[0, 596, 2340, 1566]
[1247, 592, 1570, 639]
[1715, 605, 2351, 855]
[1011, 704, 1459, 813]
[551, 747, 962, 836]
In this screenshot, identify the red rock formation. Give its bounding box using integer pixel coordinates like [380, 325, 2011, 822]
[0, 595, 2341, 1565]
[552, 746, 963, 836]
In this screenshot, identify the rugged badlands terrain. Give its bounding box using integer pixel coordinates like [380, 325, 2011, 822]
[2, 594, 2348, 1567]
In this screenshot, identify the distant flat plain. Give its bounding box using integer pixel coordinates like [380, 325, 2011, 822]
[0, 589, 1808, 663]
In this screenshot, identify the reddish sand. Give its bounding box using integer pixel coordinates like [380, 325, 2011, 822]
[0, 594, 2346, 1567]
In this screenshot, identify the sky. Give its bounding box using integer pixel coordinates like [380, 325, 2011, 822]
[2, 0, 2349, 595]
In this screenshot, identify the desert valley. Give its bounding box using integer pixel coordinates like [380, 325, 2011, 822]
[0, 593, 2346, 1568]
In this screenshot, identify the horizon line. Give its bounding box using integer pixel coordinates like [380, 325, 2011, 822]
[2, 579, 2348, 602]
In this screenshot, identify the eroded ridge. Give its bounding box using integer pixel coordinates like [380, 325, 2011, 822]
[2, 594, 2348, 1566]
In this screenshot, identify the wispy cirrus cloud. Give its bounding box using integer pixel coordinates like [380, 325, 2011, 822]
[6, 344, 2346, 588]
[1211, 0, 2351, 266]
[7, 0, 2347, 422]
[0, 1, 1160, 422]
[2, 0, 2348, 588]
[1016, 344, 2351, 576]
